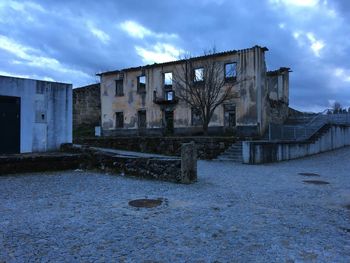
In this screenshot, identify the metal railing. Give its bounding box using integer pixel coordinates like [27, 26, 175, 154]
[268, 110, 350, 141]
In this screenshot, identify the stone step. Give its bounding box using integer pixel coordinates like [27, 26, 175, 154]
[221, 151, 242, 155]
[218, 155, 242, 159]
[215, 141, 243, 162]
[223, 153, 242, 157]
[224, 149, 242, 154]
[228, 147, 242, 150]
[216, 157, 243, 162]
[227, 147, 242, 151]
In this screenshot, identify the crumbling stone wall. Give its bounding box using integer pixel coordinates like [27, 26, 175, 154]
[268, 100, 289, 125]
[0, 153, 82, 175]
[73, 84, 101, 133]
[74, 136, 235, 159]
[63, 144, 197, 184]
[1, 144, 197, 184]
[266, 68, 290, 125]
[80, 150, 182, 183]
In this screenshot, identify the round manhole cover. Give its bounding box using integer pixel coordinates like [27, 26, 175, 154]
[303, 180, 330, 185]
[299, 172, 320, 177]
[128, 199, 162, 208]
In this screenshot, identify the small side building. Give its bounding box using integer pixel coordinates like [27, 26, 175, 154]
[0, 75, 72, 154]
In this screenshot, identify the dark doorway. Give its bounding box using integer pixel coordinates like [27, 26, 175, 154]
[224, 104, 236, 127]
[138, 110, 147, 129]
[115, 112, 124, 128]
[0, 96, 20, 154]
[164, 110, 174, 135]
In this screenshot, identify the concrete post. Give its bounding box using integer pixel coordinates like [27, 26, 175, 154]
[181, 142, 197, 184]
[242, 141, 251, 164]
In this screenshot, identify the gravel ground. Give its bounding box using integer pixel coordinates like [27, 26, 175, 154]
[0, 147, 350, 262]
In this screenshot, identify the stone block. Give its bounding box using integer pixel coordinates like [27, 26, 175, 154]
[181, 142, 197, 183]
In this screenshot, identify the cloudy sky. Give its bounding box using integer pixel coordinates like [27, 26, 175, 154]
[0, 0, 349, 111]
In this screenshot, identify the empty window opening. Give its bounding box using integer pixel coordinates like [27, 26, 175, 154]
[115, 79, 124, 96]
[194, 68, 204, 82]
[225, 63, 237, 79]
[138, 110, 146, 128]
[115, 112, 124, 128]
[165, 91, 174, 101]
[137, 75, 146, 93]
[164, 72, 173, 88]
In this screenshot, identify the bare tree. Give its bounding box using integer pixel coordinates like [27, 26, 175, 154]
[173, 50, 235, 135]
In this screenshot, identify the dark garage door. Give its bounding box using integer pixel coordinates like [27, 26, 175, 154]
[0, 96, 20, 154]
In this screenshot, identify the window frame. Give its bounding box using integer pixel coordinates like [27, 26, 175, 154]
[137, 75, 146, 93]
[115, 79, 124, 97]
[165, 90, 174, 101]
[224, 62, 237, 81]
[193, 67, 204, 83]
[163, 72, 173, 89]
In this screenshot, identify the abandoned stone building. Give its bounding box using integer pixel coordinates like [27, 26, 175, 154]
[0, 75, 72, 154]
[98, 45, 290, 137]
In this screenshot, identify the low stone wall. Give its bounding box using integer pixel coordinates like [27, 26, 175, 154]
[63, 143, 197, 184]
[102, 126, 258, 138]
[88, 151, 183, 183]
[1, 143, 197, 184]
[243, 124, 350, 164]
[74, 137, 235, 159]
[0, 153, 82, 175]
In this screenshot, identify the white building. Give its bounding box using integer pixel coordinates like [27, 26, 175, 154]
[0, 75, 72, 154]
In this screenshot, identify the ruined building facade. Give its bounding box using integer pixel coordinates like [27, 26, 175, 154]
[98, 46, 290, 137]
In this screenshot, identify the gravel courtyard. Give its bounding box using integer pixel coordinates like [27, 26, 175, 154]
[1, 147, 350, 262]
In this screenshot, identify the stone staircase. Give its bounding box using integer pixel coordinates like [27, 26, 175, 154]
[268, 112, 347, 141]
[215, 141, 243, 162]
[215, 112, 350, 162]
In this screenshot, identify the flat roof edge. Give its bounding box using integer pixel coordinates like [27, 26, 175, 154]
[0, 74, 72, 86]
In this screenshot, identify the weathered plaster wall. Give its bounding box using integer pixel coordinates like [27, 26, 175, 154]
[0, 76, 72, 153]
[100, 46, 270, 136]
[267, 70, 289, 103]
[73, 83, 101, 129]
[101, 70, 162, 130]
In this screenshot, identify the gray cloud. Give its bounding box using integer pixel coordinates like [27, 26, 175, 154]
[0, 0, 349, 110]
